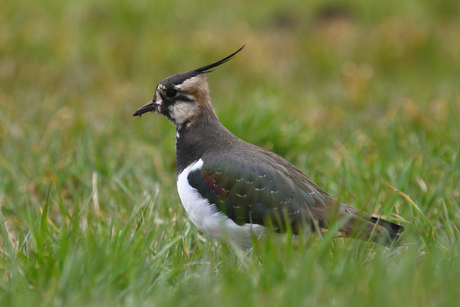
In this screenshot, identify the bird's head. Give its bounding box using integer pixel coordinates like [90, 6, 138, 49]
[133, 46, 244, 128]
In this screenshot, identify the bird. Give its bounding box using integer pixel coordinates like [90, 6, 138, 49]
[133, 46, 404, 249]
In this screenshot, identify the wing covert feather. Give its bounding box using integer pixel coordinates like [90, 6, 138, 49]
[186, 151, 332, 230]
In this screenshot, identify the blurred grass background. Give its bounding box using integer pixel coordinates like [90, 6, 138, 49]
[1, 0, 460, 306]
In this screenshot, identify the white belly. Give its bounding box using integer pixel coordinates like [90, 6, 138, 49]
[177, 159, 265, 249]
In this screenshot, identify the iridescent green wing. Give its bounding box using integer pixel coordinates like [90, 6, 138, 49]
[187, 152, 330, 231]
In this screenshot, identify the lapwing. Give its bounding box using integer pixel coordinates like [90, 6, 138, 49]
[133, 46, 404, 249]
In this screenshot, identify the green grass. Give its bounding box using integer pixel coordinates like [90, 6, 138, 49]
[1, 0, 460, 306]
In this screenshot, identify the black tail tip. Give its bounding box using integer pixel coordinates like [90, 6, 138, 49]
[370, 217, 405, 245]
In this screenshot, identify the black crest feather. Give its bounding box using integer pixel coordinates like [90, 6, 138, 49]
[193, 45, 245, 74]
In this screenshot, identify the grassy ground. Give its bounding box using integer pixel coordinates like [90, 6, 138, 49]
[1, 0, 460, 306]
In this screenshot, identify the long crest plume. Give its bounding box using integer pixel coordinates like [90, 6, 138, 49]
[193, 45, 245, 75]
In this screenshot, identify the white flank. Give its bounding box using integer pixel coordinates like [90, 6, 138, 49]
[177, 159, 266, 249]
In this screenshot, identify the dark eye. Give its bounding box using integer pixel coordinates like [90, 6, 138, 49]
[166, 89, 177, 98]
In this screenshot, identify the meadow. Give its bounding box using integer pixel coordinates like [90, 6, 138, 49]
[1, 0, 459, 306]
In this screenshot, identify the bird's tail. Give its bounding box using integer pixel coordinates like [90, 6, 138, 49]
[369, 216, 405, 242]
[337, 203, 405, 246]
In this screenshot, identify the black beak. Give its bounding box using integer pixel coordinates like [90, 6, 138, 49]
[133, 100, 156, 117]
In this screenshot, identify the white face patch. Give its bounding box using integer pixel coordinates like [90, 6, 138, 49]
[174, 76, 204, 91]
[152, 88, 163, 106]
[169, 101, 198, 125]
[154, 96, 163, 106]
[158, 83, 166, 91]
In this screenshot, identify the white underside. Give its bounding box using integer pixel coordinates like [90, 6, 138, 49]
[177, 159, 266, 249]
